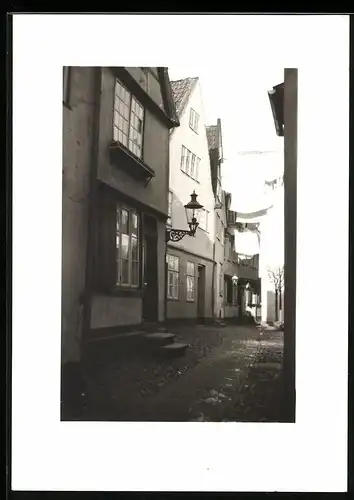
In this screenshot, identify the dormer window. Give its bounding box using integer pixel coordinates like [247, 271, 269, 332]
[189, 108, 199, 133]
[113, 79, 145, 159]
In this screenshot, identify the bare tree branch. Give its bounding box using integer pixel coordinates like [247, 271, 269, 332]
[267, 265, 284, 290]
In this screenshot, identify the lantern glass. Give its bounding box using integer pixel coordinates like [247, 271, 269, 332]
[184, 190, 203, 234]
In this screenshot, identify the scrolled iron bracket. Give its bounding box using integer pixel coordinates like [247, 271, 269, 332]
[166, 228, 194, 243]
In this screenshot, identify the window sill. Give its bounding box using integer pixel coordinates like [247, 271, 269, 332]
[109, 141, 155, 182]
[189, 126, 199, 134]
[167, 297, 179, 301]
[180, 169, 200, 183]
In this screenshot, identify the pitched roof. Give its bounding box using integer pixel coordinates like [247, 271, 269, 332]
[206, 119, 223, 154]
[158, 68, 180, 126]
[268, 82, 284, 137]
[205, 125, 219, 150]
[170, 77, 198, 116]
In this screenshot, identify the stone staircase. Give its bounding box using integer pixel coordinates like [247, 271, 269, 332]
[141, 324, 189, 358]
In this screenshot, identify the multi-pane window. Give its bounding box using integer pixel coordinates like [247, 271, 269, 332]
[166, 254, 179, 299]
[186, 261, 196, 302]
[116, 205, 139, 287]
[167, 191, 173, 226]
[190, 154, 196, 178]
[199, 208, 209, 232]
[189, 108, 199, 133]
[185, 149, 191, 175]
[180, 145, 200, 181]
[113, 79, 144, 159]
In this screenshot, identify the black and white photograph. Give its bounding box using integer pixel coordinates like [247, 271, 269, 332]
[10, 14, 349, 493]
[61, 65, 296, 423]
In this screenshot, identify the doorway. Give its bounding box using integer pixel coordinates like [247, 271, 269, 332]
[197, 265, 206, 321]
[142, 215, 158, 323]
[238, 285, 244, 317]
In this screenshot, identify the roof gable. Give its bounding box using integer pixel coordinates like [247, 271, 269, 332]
[206, 118, 223, 157]
[170, 77, 198, 117]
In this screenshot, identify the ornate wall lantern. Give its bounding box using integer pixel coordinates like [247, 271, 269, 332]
[166, 191, 204, 242]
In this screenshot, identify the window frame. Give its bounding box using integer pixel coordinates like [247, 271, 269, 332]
[167, 190, 173, 226]
[166, 254, 179, 300]
[116, 204, 140, 289]
[180, 144, 200, 182]
[199, 208, 209, 232]
[186, 261, 196, 302]
[189, 108, 200, 133]
[113, 79, 145, 160]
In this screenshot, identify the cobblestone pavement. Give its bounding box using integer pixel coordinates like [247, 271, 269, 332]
[83, 323, 226, 419]
[224, 328, 285, 422]
[82, 324, 280, 422]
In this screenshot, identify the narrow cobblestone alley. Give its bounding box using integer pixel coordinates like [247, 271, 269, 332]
[81, 324, 285, 422]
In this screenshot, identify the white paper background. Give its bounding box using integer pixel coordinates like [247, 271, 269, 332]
[12, 14, 349, 492]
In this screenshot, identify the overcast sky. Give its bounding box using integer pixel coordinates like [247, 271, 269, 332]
[168, 66, 284, 212]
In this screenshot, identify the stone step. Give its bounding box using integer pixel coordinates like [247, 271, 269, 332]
[143, 332, 176, 347]
[157, 342, 189, 358]
[142, 322, 167, 333]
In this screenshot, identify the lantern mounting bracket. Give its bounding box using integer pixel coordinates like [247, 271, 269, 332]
[166, 190, 203, 243]
[166, 226, 197, 243]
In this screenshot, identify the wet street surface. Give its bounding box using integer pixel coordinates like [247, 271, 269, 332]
[80, 324, 286, 422]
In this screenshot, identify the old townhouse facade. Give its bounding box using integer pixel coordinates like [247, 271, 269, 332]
[206, 119, 226, 320]
[62, 67, 178, 408]
[223, 198, 261, 322]
[167, 77, 216, 323]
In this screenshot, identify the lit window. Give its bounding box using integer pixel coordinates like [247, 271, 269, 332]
[113, 79, 144, 159]
[186, 261, 195, 301]
[116, 205, 140, 287]
[166, 254, 179, 299]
